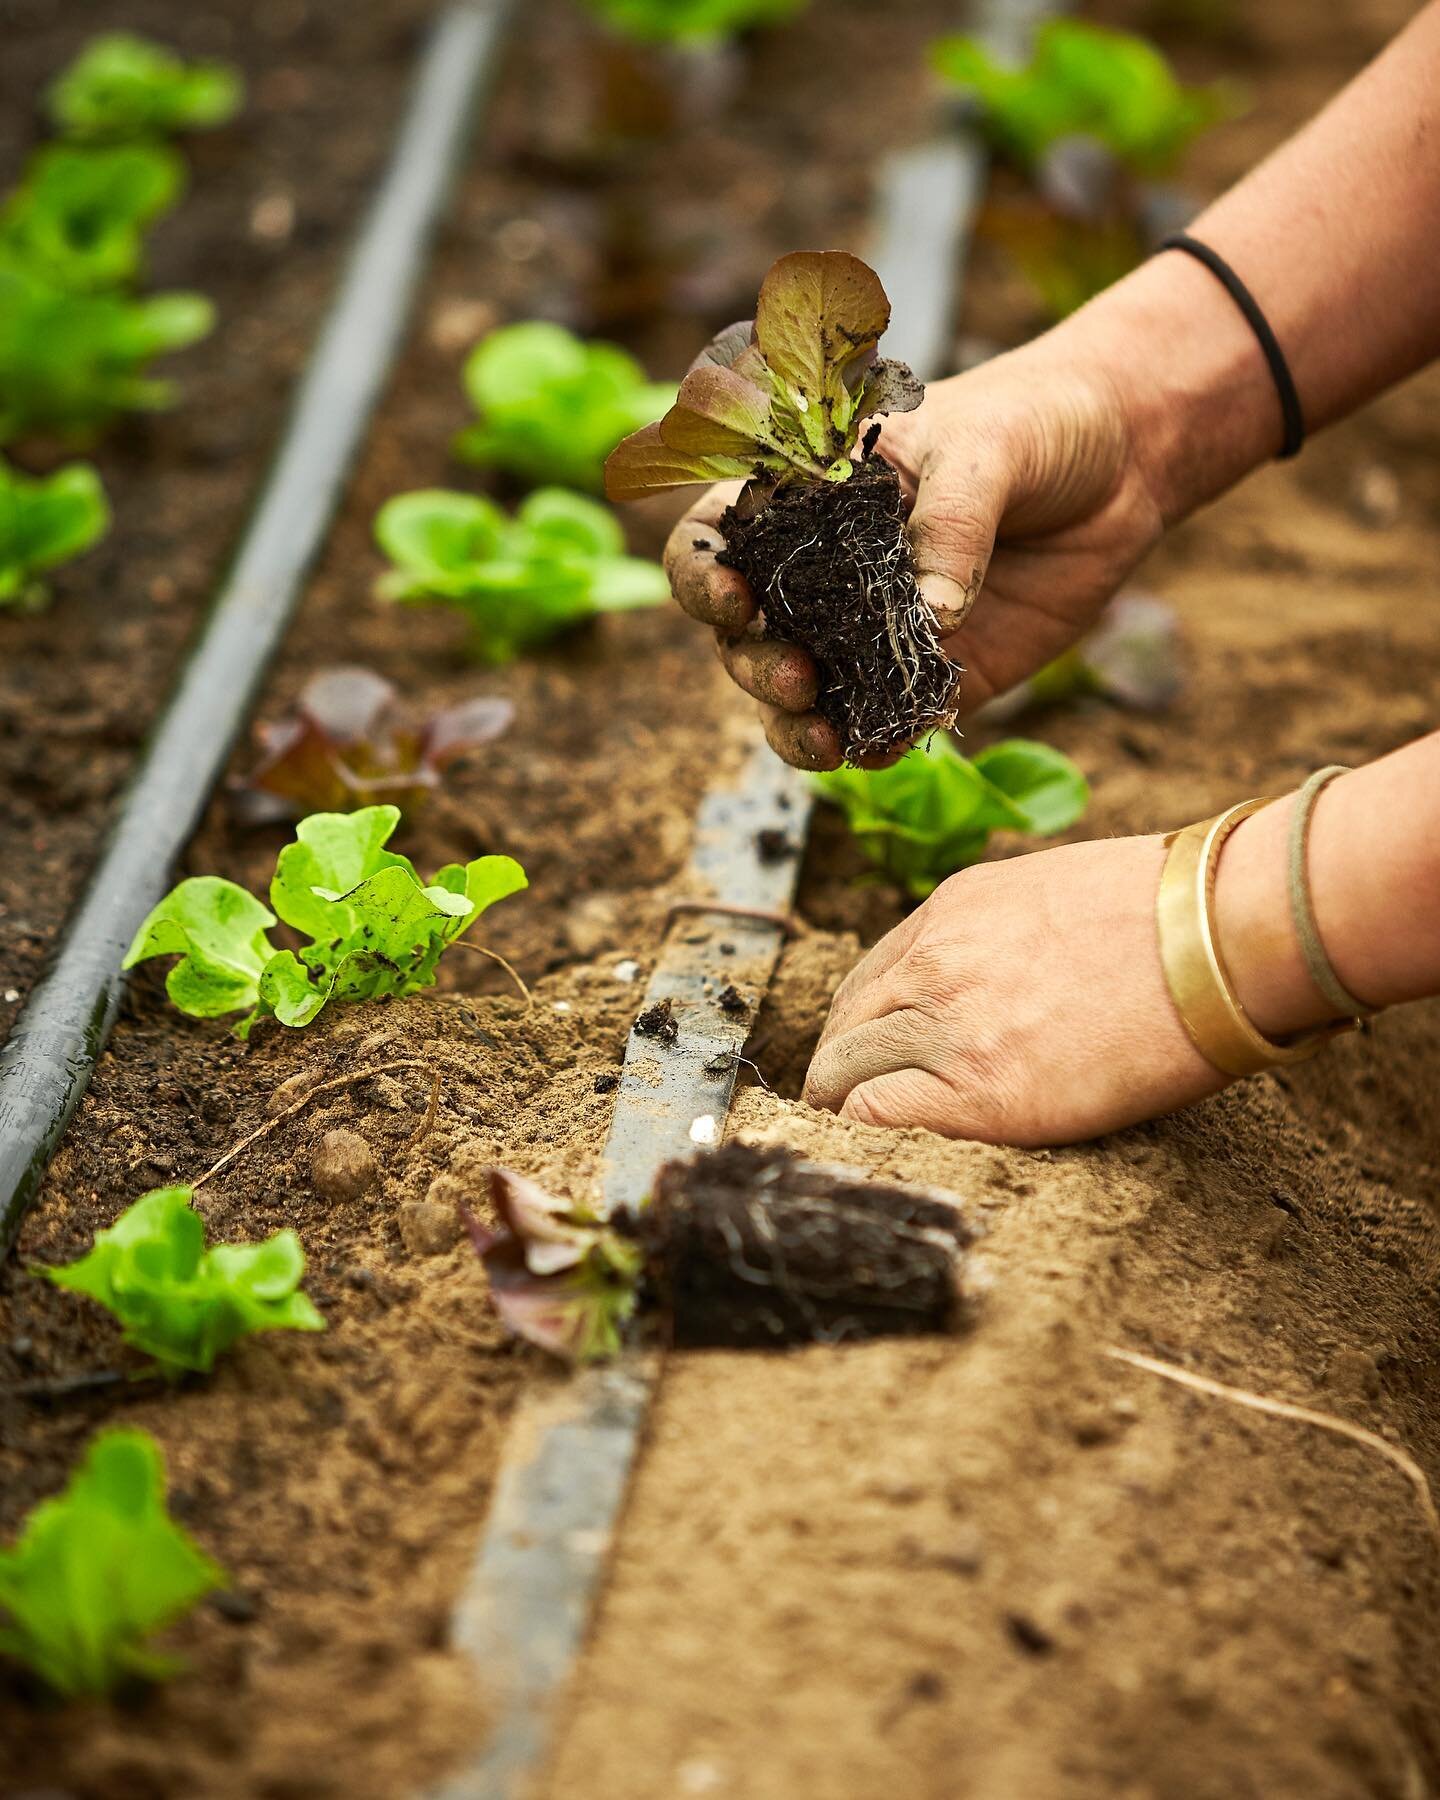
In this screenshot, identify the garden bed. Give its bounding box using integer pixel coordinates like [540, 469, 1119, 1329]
[2, 0, 1438, 1794]
[0, 0, 965, 1793]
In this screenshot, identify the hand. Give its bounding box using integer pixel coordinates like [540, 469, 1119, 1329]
[665, 341, 1167, 770]
[802, 834, 1228, 1145]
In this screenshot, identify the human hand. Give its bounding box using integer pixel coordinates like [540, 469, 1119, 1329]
[665, 341, 1167, 770]
[801, 834, 1228, 1145]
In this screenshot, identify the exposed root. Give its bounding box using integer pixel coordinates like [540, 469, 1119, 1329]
[2, 1368, 154, 1403]
[408, 1070, 443, 1147]
[192, 1059, 431, 1189]
[664, 899, 808, 938]
[450, 940, 534, 1011]
[1105, 1346, 1440, 1545]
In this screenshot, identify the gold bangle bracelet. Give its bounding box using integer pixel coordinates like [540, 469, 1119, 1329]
[1156, 799, 1357, 1078]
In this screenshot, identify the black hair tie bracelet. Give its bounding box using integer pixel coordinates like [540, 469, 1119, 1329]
[1157, 232, 1306, 460]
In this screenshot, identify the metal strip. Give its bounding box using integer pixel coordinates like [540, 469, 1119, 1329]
[0, 0, 516, 1253]
[437, 743, 811, 1799]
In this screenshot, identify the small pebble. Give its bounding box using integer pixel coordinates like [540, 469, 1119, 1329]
[689, 1114, 718, 1145]
[311, 1129, 377, 1203]
[398, 1198, 461, 1258]
[612, 959, 641, 984]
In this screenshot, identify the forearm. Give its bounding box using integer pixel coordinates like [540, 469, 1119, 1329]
[1216, 732, 1440, 1036]
[1054, 0, 1440, 522]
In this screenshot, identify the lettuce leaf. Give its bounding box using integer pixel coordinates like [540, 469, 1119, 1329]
[47, 33, 244, 142]
[43, 1186, 324, 1377]
[124, 804, 527, 1035]
[0, 1429, 224, 1696]
[374, 487, 668, 664]
[579, 0, 806, 44]
[812, 735, 1088, 898]
[455, 322, 675, 493]
[0, 454, 110, 610]
[605, 251, 922, 500]
[0, 143, 184, 292]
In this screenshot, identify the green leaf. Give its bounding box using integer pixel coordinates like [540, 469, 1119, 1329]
[0, 455, 109, 609]
[811, 735, 1089, 899]
[43, 1186, 326, 1377]
[578, 0, 807, 44]
[47, 33, 244, 142]
[123, 877, 276, 1022]
[455, 322, 676, 493]
[604, 419, 758, 502]
[0, 143, 184, 292]
[136, 806, 528, 1035]
[0, 1428, 224, 1696]
[931, 19, 1235, 177]
[0, 254, 212, 442]
[375, 486, 666, 662]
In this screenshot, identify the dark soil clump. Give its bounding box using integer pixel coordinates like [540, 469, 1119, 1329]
[637, 1140, 973, 1348]
[634, 998, 679, 1045]
[719, 457, 961, 763]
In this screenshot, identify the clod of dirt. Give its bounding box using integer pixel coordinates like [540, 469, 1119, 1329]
[636, 1140, 974, 1349]
[398, 1198, 461, 1258]
[594, 1071, 620, 1093]
[715, 983, 749, 1015]
[756, 828, 794, 863]
[634, 998, 679, 1046]
[311, 1129, 378, 1203]
[268, 1069, 321, 1115]
[719, 458, 961, 762]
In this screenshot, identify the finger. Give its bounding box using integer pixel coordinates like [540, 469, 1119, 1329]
[818, 909, 933, 1045]
[760, 703, 843, 772]
[905, 445, 1010, 635]
[803, 1005, 936, 1113]
[840, 1069, 957, 1134]
[717, 633, 818, 713]
[664, 482, 754, 634]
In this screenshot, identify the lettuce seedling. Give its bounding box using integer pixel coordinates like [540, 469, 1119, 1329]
[0, 1428, 224, 1697]
[47, 33, 244, 143]
[0, 143, 184, 293]
[467, 1168, 641, 1363]
[234, 665, 515, 824]
[455, 322, 675, 493]
[931, 19, 1231, 178]
[812, 735, 1089, 898]
[0, 255, 212, 442]
[43, 1186, 325, 1378]
[374, 487, 668, 664]
[124, 804, 527, 1036]
[0, 454, 110, 611]
[606, 250, 951, 761]
[579, 0, 807, 45]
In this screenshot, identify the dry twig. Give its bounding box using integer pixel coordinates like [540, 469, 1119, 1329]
[1105, 1345, 1440, 1545]
[450, 940, 533, 1010]
[192, 1059, 431, 1189]
[408, 1070, 442, 1147]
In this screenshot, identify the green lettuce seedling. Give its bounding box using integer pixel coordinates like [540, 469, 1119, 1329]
[125, 803, 527, 1036]
[374, 487, 668, 664]
[47, 33, 244, 143]
[931, 19, 1231, 178]
[579, 0, 806, 44]
[43, 1186, 325, 1378]
[812, 736, 1088, 898]
[605, 250, 924, 500]
[455, 322, 675, 493]
[0, 143, 184, 293]
[0, 1428, 224, 1697]
[0, 254, 212, 442]
[0, 454, 109, 611]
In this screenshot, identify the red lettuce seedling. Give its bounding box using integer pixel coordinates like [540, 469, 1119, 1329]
[0, 1429, 224, 1697]
[234, 665, 515, 824]
[467, 1168, 640, 1363]
[606, 249, 952, 762]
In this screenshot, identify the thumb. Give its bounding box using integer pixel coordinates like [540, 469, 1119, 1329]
[902, 440, 1012, 636]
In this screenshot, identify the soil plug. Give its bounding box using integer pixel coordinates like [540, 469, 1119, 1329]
[636, 1141, 974, 1348]
[607, 250, 960, 761]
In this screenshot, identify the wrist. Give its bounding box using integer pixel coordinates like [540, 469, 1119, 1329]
[1053, 248, 1283, 526]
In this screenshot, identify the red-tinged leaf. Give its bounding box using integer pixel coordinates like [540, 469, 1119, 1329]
[488, 1167, 594, 1273]
[754, 250, 891, 418]
[482, 1238, 599, 1359]
[233, 667, 512, 824]
[604, 419, 755, 501]
[688, 318, 756, 375]
[664, 364, 774, 454]
[857, 357, 925, 423]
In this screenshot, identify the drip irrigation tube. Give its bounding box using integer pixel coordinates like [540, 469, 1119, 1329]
[0, 0, 515, 1255]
